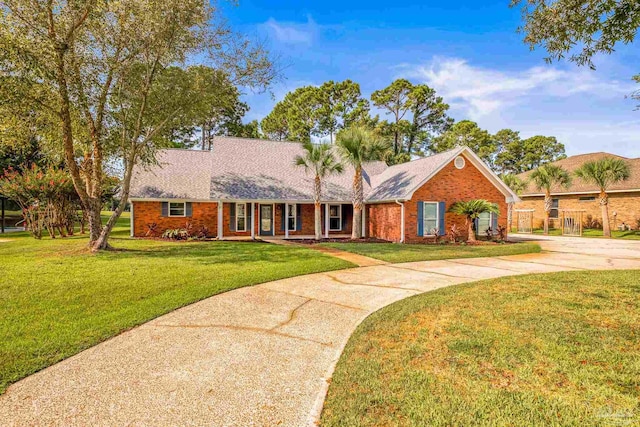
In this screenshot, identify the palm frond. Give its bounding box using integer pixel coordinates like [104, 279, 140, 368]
[575, 158, 630, 190]
[448, 199, 499, 219]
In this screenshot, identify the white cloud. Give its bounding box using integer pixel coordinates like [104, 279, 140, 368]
[261, 16, 318, 45]
[399, 57, 634, 119]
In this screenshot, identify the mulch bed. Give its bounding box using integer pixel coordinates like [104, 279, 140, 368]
[295, 238, 391, 245]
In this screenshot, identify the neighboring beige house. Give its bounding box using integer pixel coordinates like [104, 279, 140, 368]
[515, 152, 640, 230]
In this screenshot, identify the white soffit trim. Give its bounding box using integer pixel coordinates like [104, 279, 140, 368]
[520, 188, 640, 197]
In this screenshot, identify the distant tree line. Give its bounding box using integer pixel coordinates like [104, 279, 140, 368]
[254, 78, 567, 173]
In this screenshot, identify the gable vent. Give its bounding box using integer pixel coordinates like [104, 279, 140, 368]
[454, 156, 466, 169]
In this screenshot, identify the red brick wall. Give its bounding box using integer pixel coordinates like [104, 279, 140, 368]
[132, 201, 218, 237]
[133, 200, 357, 238]
[404, 155, 508, 242]
[367, 203, 402, 242]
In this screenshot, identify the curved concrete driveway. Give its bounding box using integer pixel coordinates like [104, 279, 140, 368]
[1, 236, 639, 426]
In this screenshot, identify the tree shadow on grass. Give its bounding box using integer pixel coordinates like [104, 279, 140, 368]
[99, 239, 330, 265]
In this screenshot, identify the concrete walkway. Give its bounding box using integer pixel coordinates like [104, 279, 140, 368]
[2, 238, 640, 426]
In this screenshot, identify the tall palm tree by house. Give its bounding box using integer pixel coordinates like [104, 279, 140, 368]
[294, 141, 344, 240]
[575, 157, 630, 238]
[501, 174, 525, 232]
[448, 199, 500, 242]
[529, 164, 571, 235]
[336, 126, 389, 239]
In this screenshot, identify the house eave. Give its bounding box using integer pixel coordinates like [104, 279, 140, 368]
[519, 188, 640, 198]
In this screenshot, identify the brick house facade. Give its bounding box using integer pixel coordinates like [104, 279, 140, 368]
[514, 153, 640, 231]
[130, 137, 517, 242]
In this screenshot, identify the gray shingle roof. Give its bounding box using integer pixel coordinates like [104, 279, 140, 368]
[130, 137, 481, 202]
[130, 149, 213, 200]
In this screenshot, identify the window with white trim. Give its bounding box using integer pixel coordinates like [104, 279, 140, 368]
[329, 205, 342, 231]
[423, 202, 439, 235]
[169, 202, 186, 217]
[236, 203, 247, 231]
[287, 204, 296, 230]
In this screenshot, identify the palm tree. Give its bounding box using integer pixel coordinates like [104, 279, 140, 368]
[529, 164, 571, 235]
[501, 174, 525, 232]
[575, 158, 630, 238]
[336, 126, 389, 239]
[448, 199, 500, 242]
[294, 141, 344, 240]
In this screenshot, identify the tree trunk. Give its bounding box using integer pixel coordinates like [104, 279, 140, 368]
[314, 202, 322, 240]
[543, 193, 552, 235]
[86, 200, 104, 247]
[91, 147, 137, 251]
[202, 122, 207, 151]
[352, 167, 363, 239]
[467, 219, 476, 242]
[314, 175, 322, 240]
[600, 190, 611, 238]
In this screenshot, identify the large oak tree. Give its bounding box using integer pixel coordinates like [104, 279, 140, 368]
[0, 0, 277, 250]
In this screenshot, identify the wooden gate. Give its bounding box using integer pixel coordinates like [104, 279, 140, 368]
[561, 210, 584, 236]
[514, 209, 534, 234]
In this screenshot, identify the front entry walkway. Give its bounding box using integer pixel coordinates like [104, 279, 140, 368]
[2, 238, 639, 426]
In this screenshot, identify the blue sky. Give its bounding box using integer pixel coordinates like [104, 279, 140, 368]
[221, 0, 640, 158]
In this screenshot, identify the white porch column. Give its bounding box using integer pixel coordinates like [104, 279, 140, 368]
[129, 202, 134, 237]
[217, 201, 223, 240]
[361, 206, 366, 238]
[285, 202, 289, 239]
[251, 202, 255, 240]
[324, 203, 329, 238]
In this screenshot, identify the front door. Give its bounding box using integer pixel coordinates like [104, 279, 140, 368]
[259, 204, 274, 236]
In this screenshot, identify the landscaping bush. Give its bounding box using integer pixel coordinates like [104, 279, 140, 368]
[0, 165, 81, 239]
[161, 228, 189, 240]
[584, 214, 602, 229]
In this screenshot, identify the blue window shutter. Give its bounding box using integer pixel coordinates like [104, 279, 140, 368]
[438, 202, 446, 235]
[161, 202, 168, 217]
[491, 212, 498, 232]
[248, 204, 253, 229]
[417, 201, 424, 236]
[474, 217, 479, 237]
[281, 204, 286, 231]
[229, 203, 236, 232]
[185, 202, 192, 217]
[296, 204, 302, 231]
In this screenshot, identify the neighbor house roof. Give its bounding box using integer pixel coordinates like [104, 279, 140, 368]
[517, 152, 640, 196]
[130, 137, 517, 203]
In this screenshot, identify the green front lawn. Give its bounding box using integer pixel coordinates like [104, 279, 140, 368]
[321, 271, 640, 426]
[531, 228, 640, 239]
[0, 215, 353, 393]
[318, 242, 541, 263]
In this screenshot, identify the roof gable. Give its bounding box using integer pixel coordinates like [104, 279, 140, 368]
[366, 146, 519, 202]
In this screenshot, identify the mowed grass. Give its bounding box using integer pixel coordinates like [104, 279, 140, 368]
[531, 228, 640, 240]
[321, 271, 640, 426]
[0, 214, 353, 393]
[318, 242, 541, 263]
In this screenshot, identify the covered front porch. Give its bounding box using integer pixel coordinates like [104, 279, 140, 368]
[216, 201, 364, 240]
